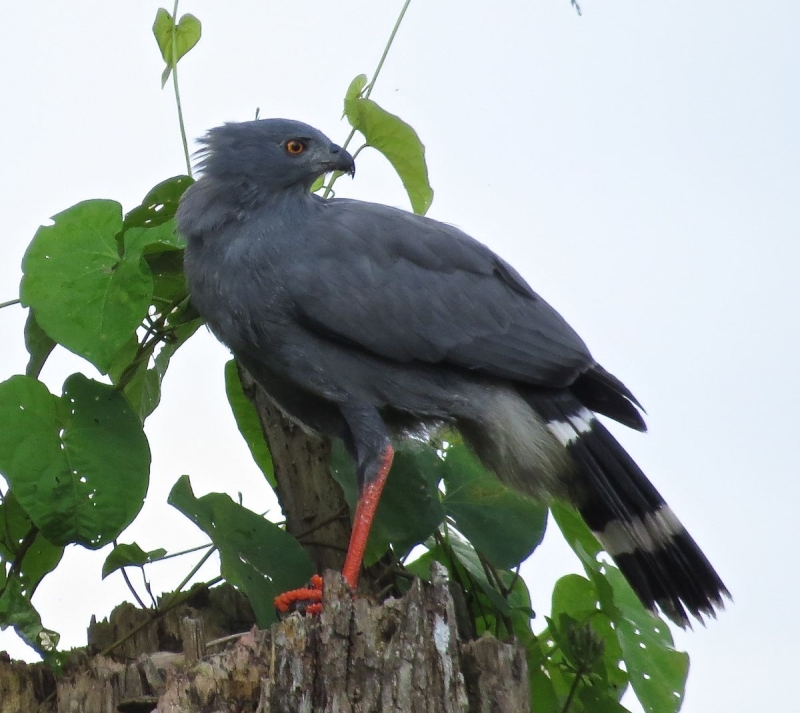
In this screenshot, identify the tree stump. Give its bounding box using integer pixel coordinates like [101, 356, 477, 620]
[0, 567, 529, 712]
[157, 566, 529, 712]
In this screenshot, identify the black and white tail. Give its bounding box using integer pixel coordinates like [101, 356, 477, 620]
[530, 388, 730, 628]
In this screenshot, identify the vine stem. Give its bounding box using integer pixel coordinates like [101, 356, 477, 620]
[364, 0, 412, 100]
[159, 543, 218, 611]
[561, 665, 586, 713]
[171, 0, 192, 177]
[321, 0, 413, 199]
[0, 298, 20, 309]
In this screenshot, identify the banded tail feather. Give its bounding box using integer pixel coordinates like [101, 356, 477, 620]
[531, 390, 730, 627]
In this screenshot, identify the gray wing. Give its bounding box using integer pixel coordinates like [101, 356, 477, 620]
[287, 199, 594, 388]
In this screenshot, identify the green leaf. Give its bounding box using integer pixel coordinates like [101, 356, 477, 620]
[123, 175, 194, 230]
[447, 535, 511, 615]
[0, 577, 63, 665]
[504, 569, 536, 639]
[529, 666, 560, 713]
[169, 476, 314, 627]
[224, 360, 274, 486]
[23, 310, 55, 378]
[153, 318, 202, 378]
[0, 374, 150, 548]
[329, 441, 445, 562]
[126, 366, 161, 422]
[577, 687, 632, 713]
[344, 74, 368, 116]
[309, 175, 325, 193]
[148, 250, 189, 306]
[153, 9, 202, 87]
[124, 221, 185, 257]
[102, 542, 167, 579]
[551, 502, 603, 558]
[108, 316, 200, 422]
[344, 93, 433, 215]
[569, 548, 684, 712]
[604, 566, 688, 713]
[551, 574, 598, 620]
[548, 573, 628, 695]
[0, 490, 64, 595]
[20, 200, 153, 373]
[122, 219, 187, 309]
[442, 444, 547, 568]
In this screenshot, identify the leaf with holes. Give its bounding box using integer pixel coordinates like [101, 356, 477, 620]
[550, 573, 627, 692]
[20, 200, 153, 374]
[123, 175, 194, 230]
[169, 476, 314, 627]
[0, 374, 150, 548]
[0, 577, 63, 664]
[604, 565, 688, 713]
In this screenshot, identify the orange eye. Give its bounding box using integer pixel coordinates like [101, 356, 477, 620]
[285, 139, 306, 155]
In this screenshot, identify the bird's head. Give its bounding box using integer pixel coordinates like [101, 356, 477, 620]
[195, 118, 355, 192]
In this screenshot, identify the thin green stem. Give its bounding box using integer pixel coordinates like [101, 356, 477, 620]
[560, 665, 586, 713]
[156, 542, 213, 562]
[364, 0, 412, 100]
[321, 0, 413, 199]
[0, 298, 20, 310]
[158, 544, 218, 612]
[171, 0, 192, 177]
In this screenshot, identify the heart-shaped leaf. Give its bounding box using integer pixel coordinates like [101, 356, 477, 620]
[0, 374, 150, 548]
[20, 200, 153, 374]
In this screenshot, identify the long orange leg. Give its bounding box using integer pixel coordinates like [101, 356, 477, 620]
[342, 445, 394, 588]
[274, 444, 395, 615]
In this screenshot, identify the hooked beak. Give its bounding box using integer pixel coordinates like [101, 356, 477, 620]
[326, 143, 356, 177]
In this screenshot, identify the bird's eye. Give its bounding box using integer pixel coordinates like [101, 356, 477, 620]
[285, 139, 306, 155]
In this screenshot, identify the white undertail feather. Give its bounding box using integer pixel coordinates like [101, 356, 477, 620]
[458, 385, 574, 501]
[593, 505, 684, 556]
[546, 406, 595, 446]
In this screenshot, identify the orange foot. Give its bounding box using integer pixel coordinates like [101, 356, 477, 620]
[274, 574, 324, 615]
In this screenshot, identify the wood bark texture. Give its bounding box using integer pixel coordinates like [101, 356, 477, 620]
[157, 566, 530, 712]
[238, 364, 351, 576]
[0, 569, 528, 712]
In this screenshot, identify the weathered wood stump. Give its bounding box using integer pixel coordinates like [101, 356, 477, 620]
[0, 568, 529, 712]
[157, 566, 529, 713]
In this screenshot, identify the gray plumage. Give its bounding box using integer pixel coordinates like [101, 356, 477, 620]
[177, 118, 729, 627]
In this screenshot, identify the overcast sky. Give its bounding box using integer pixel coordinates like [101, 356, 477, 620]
[1, 1, 797, 711]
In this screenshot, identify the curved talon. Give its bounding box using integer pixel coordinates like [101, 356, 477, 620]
[274, 574, 324, 615]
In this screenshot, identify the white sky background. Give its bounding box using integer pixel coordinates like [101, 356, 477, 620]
[0, 1, 797, 710]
